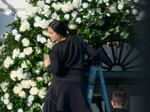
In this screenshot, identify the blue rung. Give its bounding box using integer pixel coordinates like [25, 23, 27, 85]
[87, 65, 111, 112]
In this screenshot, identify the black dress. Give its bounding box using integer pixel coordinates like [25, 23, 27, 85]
[43, 36, 99, 112]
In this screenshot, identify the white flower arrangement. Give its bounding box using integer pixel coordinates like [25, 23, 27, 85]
[0, 0, 142, 111]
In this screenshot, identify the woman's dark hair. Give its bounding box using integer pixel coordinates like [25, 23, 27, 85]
[49, 20, 69, 37]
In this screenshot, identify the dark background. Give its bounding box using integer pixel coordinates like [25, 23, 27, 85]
[137, 0, 150, 111]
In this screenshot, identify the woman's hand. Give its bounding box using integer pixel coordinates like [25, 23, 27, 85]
[44, 54, 51, 68]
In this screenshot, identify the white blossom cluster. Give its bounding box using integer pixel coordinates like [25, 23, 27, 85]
[0, 0, 142, 111]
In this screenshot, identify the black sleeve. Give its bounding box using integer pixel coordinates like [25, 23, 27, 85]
[83, 40, 101, 65]
[87, 45, 101, 65]
[46, 45, 59, 75]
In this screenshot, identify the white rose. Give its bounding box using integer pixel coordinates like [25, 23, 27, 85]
[35, 69, 40, 74]
[28, 95, 34, 102]
[12, 29, 18, 35]
[68, 24, 77, 30]
[18, 91, 26, 98]
[23, 47, 33, 56]
[16, 68, 24, 81]
[27, 102, 32, 107]
[12, 48, 20, 59]
[46, 39, 53, 48]
[64, 14, 70, 20]
[46, 0, 51, 4]
[3, 56, 14, 69]
[21, 61, 28, 68]
[30, 87, 39, 95]
[19, 52, 26, 58]
[103, 0, 109, 3]
[4, 93, 9, 99]
[35, 16, 41, 22]
[0, 82, 9, 92]
[15, 34, 21, 41]
[61, 2, 73, 13]
[36, 77, 43, 81]
[109, 3, 117, 13]
[71, 11, 78, 18]
[38, 88, 46, 99]
[39, 19, 49, 29]
[29, 80, 36, 87]
[37, 35, 47, 44]
[52, 3, 61, 11]
[17, 108, 23, 112]
[10, 70, 17, 81]
[1, 96, 4, 102]
[22, 38, 30, 47]
[20, 20, 30, 32]
[76, 17, 82, 24]
[117, 2, 124, 10]
[82, 2, 89, 9]
[7, 103, 13, 110]
[72, 0, 81, 8]
[87, 0, 92, 2]
[3, 98, 9, 105]
[51, 12, 58, 19]
[13, 85, 22, 94]
[21, 80, 31, 89]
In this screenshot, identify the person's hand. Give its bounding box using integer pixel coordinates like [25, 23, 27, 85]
[44, 54, 51, 68]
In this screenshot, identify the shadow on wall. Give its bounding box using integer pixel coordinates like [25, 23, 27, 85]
[0, 0, 17, 37]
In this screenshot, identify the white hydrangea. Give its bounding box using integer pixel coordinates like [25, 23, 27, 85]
[76, 17, 82, 24]
[64, 14, 70, 20]
[37, 35, 47, 44]
[23, 47, 33, 56]
[3, 56, 14, 69]
[25, 4, 42, 17]
[46, 39, 53, 48]
[22, 38, 30, 47]
[38, 88, 46, 99]
[72, 0, 82, 9]
[4, 93, 9, 99]
[21, 61, 28, 69]
[21, 80, 31, 89]
[68, 24, 77, 30]
[51, 12, 58, 19]
[17, 108, 24, 112]
[12, 48, 20, 59]
[18, 91, 26, 98]
[15, 34, 21, 41]
[109, 3, 117, 13]
[7, 103, 13, 110]
[28, 95, 34, 102]
[0, 82, 9, 92]
[71, 11, 78, 18]
[34, 19, 49, 29]
[12, 29, 18, 36]
[82, 2, 89, 9]
[29, 80, 37, 87]
[103, 0, 109, 3]
[19, 52, 26, 58]
[30, 87, 39, 95]
[35, 47, 41, 55]
[3, 98, 9, 105]
[43, 5, 51, 17]
[10, 70, 18, 81]
[13, 84, 22, 94]
[60, 2, 74, 13]
[20, 20, 30, 32]
[52, 2, 61, 11]
[117, 2, 124, 10]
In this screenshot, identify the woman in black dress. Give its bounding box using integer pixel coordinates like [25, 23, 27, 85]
[43, 20, 99, 112]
